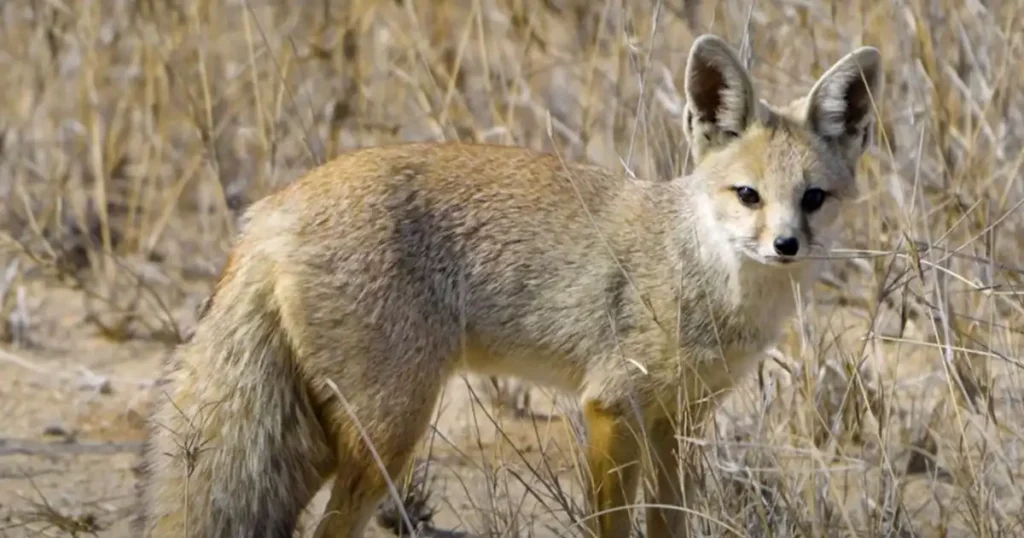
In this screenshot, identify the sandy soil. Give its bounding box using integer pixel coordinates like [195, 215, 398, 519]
[3, 274, 1022, 538]
[0, 281, 587, 537]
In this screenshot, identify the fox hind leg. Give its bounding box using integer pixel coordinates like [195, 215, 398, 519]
[310, 371, 447, 538]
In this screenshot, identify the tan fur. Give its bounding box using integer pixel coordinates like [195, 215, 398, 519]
[135, 34, 883, 538]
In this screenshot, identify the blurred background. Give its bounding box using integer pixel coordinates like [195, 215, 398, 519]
[0, 0, 1022, 536]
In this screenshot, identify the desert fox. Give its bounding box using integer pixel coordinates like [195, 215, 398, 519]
[135, 34, 882, 538]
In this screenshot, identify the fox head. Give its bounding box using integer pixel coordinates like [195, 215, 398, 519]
[681, 34, 883, 269]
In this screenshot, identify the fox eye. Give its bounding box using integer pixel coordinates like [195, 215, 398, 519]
[801, 188, 829, 213]
[733, 186, 761, 207]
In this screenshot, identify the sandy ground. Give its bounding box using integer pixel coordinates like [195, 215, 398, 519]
[0, 282, 587, 537]
[3, 274, 1024, 538]
[4, 257, 1024, 538]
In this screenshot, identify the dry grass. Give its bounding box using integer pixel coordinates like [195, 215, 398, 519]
[1, 0, 1023, 536]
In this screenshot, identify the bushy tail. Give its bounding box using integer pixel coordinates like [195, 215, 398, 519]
[134, 255, 332, 538]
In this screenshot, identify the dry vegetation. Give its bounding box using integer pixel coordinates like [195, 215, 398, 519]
[1, 0, 1023, 536]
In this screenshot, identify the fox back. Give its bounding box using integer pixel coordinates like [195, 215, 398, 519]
[240, 142, 669, 388]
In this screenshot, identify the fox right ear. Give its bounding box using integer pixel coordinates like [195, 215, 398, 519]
[683, 34, 757, 165]
[804, 46, 884, 168]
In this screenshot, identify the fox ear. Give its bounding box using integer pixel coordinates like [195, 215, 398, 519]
[804, 47, 884, 167]
[683, 34, 757, 165]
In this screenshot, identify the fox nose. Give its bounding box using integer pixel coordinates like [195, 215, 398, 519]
[773, 236, 800, 256]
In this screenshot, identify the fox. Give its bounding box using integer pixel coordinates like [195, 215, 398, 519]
[134, 34, 883, 538]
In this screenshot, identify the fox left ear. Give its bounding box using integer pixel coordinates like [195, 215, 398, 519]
[804, 46, 884, 167]
[683, 34, 758, 165]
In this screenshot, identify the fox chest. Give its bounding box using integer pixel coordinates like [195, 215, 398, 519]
[680, 313, 784, 394]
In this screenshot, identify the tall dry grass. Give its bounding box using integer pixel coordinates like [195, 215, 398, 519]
[1, 0, 1023, 536]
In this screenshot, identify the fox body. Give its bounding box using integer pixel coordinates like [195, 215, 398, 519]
[136, 35, 882, 538]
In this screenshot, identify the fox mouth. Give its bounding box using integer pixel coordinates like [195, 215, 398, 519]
[739, 248, 800, 267]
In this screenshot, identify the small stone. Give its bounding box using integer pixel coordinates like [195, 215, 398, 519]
[42, 422, 68, 437]
[125, 408, 147, 430]
[79, 372, 113, 394]
[96, 378, 113, 394]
